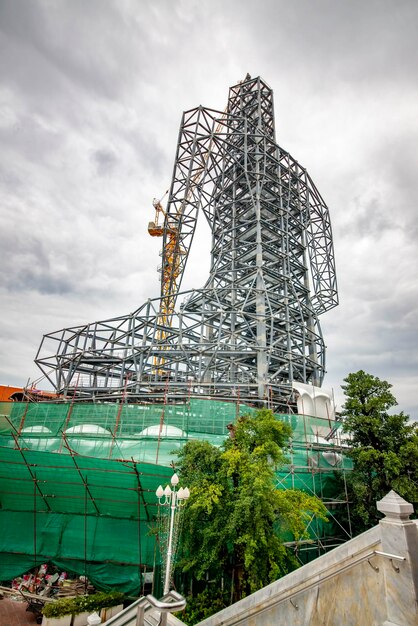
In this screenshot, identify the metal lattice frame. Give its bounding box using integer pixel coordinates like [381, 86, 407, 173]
[35, 76, 338, 411]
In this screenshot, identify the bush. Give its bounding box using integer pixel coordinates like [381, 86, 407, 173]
[176, 588, 228, 625]
[43, 598, 78, 618]
[43, 591, 125, 618]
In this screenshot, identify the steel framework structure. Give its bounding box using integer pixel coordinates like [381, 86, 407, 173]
[36, 76, 338, 411]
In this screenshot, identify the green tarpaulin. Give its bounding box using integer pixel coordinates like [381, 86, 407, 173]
[0, 398, 351, 592]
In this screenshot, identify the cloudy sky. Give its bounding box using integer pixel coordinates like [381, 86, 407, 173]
[0, 0, 417, 417]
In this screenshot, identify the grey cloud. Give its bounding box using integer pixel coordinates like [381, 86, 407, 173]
[344, 196, 394, 239]
[0, 1, 144, 99]
[0, 0, 197, 108]
[0, 167, 25, 195]
[92, 149, 118, 176]
[7, 270, 75, 295]
[0, 112, 65, 164]
[221, 0, 418, 88]
[374, 134, 418, 240]
[0, 232, 54, 293]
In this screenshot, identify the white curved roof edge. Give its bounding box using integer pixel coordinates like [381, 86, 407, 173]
[21, 425, 52, 433]
[136, 425, 187, 437]
[292, 381, 333, 400]
[66, 424, 110, 434]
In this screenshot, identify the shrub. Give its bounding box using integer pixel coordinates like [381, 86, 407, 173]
[43, 591, 124, 618]
[176, 588, 228, 625]
[43, 598, 78, 618]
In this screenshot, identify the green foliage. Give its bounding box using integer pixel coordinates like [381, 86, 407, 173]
[43, 597, 78, 619]
[42, 591, 124, 617]
[176, 588, 228, 625]
[340, 371, 418, 531]
[176, 409, 327, 601]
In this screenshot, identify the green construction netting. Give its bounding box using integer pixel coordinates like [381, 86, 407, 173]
[0, 444, 172, 594]
[0, 513, 151, 595]
[0, 399, 351, 592]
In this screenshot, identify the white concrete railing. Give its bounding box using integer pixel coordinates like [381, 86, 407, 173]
[102, 590, 186, 626]
[195, 491, 418, 626]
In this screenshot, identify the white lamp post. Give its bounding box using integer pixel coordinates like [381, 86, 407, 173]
[156, 473, 190, 595]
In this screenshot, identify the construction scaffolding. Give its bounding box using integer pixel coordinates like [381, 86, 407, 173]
[34, 75, 338, 412]
[0, 75, 344, 593]
[0, 398, 352, 590]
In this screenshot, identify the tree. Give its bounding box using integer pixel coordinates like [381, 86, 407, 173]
[176, 409, 327, 606]
[341, 370, 418, 531]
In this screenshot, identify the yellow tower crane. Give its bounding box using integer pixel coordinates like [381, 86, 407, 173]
[148, 191, 184, 335]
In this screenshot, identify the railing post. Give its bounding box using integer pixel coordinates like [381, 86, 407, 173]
[136, 605, 145, 626]
[377, 490, 418, 626]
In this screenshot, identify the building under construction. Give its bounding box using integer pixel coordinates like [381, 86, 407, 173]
[0, 76, 351, 596]
[35, 74, 337, 410]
